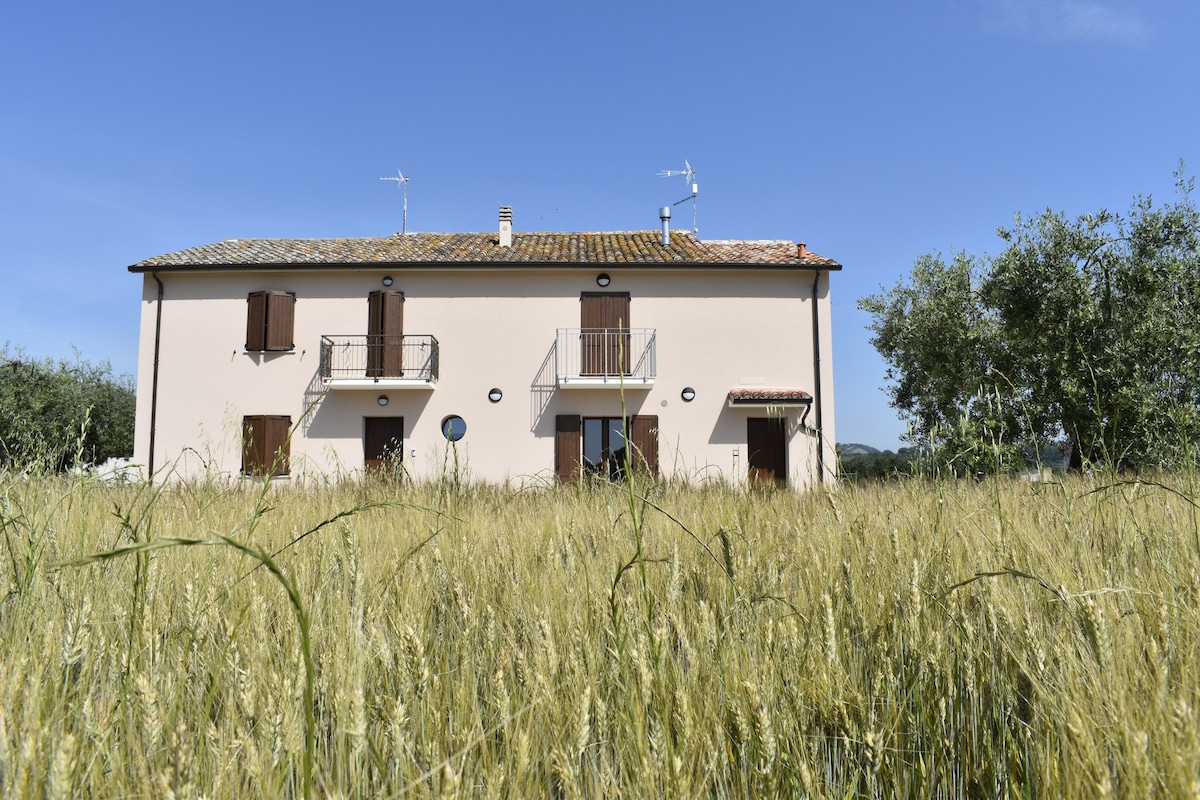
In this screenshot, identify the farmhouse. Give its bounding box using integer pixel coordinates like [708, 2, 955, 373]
[128, 207, 840, 487]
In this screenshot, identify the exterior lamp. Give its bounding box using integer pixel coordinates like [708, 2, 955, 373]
[382, 276, 394, 287]
[377, 395, 389, 406]
[681, 387, 696, 402]
[488, 388, 503, 403]
[596, 273, 611, 287]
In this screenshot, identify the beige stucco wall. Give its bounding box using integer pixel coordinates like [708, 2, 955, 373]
[133, 265, 836, 487]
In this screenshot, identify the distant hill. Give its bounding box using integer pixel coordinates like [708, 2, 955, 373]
[837, 442, 915, 480]
[837, 439, 1069, 478]
[837, 443, 881, 457]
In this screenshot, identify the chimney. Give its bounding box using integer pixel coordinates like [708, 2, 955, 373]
[797, 241, 808, 258]
[659, 206, 671, 247]
[499, 206, 513, 248]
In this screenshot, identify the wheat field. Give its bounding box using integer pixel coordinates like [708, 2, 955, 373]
[1, 470, 1198, 798]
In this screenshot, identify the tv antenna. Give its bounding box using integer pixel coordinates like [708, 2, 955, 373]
[658, 159, 698, 234]
[379, 169, 410, 234]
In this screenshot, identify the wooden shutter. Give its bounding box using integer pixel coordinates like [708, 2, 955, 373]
[265, 416, 291, 475]
[629, 415, 659, 477]
[367, 290, 404, 377]
[242, 415, 291, 476]
[580, 293, 631, 375]
[242, 416, 266, 475]
[265, 292, 295, 351]
[555, 414, 581, 482]
[248, 291, 295, 351]
[246, 292, 268, 351]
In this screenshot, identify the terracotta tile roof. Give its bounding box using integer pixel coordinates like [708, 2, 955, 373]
[129, 231, 840, 272]
[727, 388, 813, 405]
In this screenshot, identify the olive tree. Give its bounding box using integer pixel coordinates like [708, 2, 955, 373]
[861, 168, 1200, 472]
[0, 345, 135, 472]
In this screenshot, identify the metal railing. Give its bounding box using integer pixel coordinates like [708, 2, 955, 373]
[319, 334, 439, 382]
[555, 328, 656, 383]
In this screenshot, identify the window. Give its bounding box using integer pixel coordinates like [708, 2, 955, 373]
[584, 417, 628, 480]
[246, 291, 296, 351]
[242, 415, 291, 476]
[554, 414, 658, 482]
[441, 415, 467, 442]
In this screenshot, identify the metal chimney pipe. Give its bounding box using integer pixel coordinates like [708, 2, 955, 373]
[659, 206, 671, 246]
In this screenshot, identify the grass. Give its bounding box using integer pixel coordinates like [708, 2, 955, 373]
[1, 471, 1198, 798]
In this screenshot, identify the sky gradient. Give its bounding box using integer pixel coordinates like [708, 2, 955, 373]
[2, 0, 1196, 450]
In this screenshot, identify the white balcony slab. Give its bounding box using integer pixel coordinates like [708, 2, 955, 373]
[324, 377, 436, 390]
[556, 376, 654, 389]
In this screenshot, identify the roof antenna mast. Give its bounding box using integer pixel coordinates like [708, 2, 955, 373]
[379, 169, 410, 234]
[657, 159, 698, 235]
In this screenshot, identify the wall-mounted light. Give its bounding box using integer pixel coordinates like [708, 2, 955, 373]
[377, 395, 389, 406]
[382, 276, 394, 287]
[488, 388, 503, 403]
[681, 387, 696, 402]
[596, 273, 611, 287]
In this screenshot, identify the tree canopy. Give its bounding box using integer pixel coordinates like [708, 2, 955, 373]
[0, 345, 135, 472]
[860, 168, 1200, 472]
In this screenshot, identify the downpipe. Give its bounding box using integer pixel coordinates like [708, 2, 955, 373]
[811, 270, 826, 484]
[147, 272, 164, 482]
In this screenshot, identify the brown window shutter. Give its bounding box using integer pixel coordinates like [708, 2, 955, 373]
[607, 293, 630, 329]
[630, 415, 659, 477]
[242, 414, 292, 476]
[580, 293, 631, 376]
[265, 292, 295, 351]
[555, 414, 581, 482]
[367, 290, 383, 336]
[246, 292, 268, 351]
[367, 291, 405, 377]
[242, 415, 266, 475]
[265, 415, 291, 476]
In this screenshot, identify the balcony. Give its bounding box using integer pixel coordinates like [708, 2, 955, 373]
[555, 328, 656, 388]
[319, 335, 438, 389]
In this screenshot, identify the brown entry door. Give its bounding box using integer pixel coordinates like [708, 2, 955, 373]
[367, 290, 404, 377]
[365, 417, 405, 472]
[581, 293, 630, 376]
[747, 418, 787, 486]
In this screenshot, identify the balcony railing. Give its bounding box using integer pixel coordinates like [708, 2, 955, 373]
[555, 328, 656, 387]
[319, 334, 439, 388]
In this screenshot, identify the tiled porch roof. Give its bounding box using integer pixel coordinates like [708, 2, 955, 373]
[129, 231, 841, 272]
[727, 388, 814, 405]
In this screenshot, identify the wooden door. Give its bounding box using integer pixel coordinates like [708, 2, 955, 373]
[747, 418, 787, 486]
[364, 417, 405, 472]
[580, 293, 630, 376]
[367, 291, 404, 377]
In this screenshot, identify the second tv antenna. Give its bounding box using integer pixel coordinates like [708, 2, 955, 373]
[658, 159, 698, 234]
[379, 169, 410, 234]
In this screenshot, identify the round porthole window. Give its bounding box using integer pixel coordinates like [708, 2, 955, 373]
[441, 415, 467, 442]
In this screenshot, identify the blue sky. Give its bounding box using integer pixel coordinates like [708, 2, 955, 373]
[2, 0, 1196, 450]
